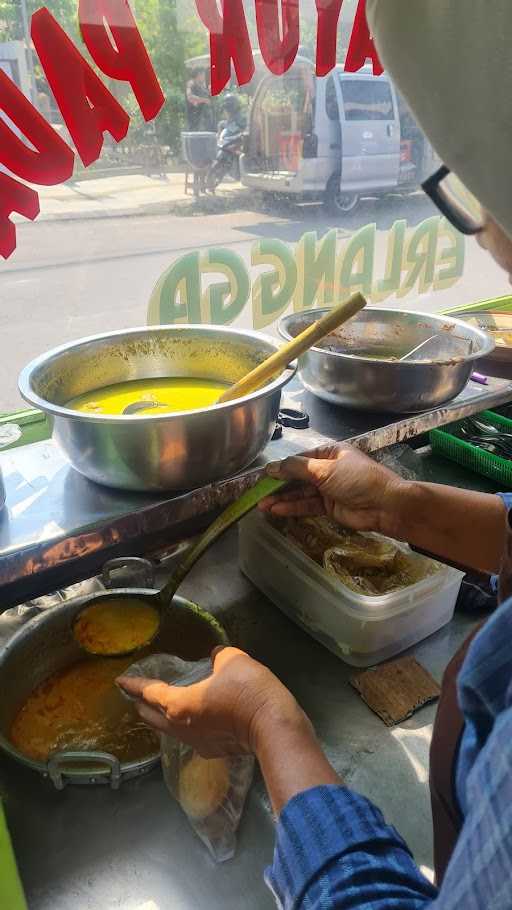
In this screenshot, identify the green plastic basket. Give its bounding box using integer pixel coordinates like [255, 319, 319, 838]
[430, 410, 512, 488]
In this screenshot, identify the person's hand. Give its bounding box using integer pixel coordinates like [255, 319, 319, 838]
[259, 443, 406, 536]
[117, 647, 309, 759]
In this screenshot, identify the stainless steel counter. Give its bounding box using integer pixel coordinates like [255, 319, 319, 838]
[1, 375, 512, 608]
[0, 526, 477, 910]
[0, 448, 499, 909]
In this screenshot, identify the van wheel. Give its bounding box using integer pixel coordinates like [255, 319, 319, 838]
[259, 190, 284, 209]
[325, 177, 359, 214]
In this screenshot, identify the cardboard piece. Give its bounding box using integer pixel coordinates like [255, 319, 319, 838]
[350, 655, 441, 726]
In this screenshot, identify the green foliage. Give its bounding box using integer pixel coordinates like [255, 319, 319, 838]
[141, 0, 187, 154]
[0, 0, 20, 39]
[1, 0, 208, 156]
[0, 0, 78, 41]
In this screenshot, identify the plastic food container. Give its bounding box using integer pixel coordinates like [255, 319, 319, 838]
[239, 512, 464, 667]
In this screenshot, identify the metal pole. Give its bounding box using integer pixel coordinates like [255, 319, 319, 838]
[19, 0, 38, 108]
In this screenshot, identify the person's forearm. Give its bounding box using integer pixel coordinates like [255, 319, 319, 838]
[384, 482, 506, 574]
[255, 712, 341, 815]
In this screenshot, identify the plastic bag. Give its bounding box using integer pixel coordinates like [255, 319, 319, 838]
[123, 654, 254, 862]
[372, 444, 417, 481]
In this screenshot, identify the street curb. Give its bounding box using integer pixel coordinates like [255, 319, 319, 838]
[35, 188, 254, 225]
[36, 202, 174, 224]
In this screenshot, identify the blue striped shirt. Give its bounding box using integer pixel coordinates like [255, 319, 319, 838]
[266, 506, 512, 908]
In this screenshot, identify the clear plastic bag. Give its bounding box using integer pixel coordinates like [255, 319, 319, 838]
[123, 654, 254, 862]
[372, 443, 417, 481]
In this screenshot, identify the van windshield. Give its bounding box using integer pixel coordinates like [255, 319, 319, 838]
[339, 78, 395, 121]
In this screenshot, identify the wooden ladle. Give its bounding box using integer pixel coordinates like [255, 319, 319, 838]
[123, 292, 367, 415]
[216, 291, 367, 403]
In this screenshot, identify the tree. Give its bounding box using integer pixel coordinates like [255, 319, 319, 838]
[0, 0, 78, 41]
[1, 0, 208, 156]
[134, 0, 208, 155]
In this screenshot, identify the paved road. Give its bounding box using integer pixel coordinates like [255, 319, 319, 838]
[1, 194, 507, 411]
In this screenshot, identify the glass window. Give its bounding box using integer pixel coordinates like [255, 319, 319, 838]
[326, 76, 340, 122]
[340, 78, 395, 121]
[0, 3, 509, 415]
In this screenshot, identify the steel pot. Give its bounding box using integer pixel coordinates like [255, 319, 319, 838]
[0, 559, 227, 789]
[18, 326, 295, 492]
[279, 308, 495, 413]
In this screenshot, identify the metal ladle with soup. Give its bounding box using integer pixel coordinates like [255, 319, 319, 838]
[72, 476, 287, 658]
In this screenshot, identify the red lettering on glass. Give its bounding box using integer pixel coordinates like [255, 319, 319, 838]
[78, 0, 164, 121]
[31, 8, 130, 167]
[315, 0, 343, 77]
[344, 0, 382, 75]
[0, 173, 40, 260]
[0, 70, 74, 183]
[195, 0, 254, 95]
[197, 0, 380, 87]
[255, 0, 300, 76]
[194, 0, 223, 33]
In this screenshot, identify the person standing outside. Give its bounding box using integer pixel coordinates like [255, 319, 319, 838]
[186, 67, 213, 132]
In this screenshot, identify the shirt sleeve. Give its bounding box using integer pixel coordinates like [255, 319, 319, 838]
[264, 785, 437, 909]
[490, 493, 512, 592]
[432, 706, 512, 910]
[497, 492, 512, 513]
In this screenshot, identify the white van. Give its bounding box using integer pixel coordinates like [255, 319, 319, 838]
[240, 59, 439, 214]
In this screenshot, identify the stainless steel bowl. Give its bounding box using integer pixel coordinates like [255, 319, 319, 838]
[19, 326, 295, 491]
[279, 307, 495, 413]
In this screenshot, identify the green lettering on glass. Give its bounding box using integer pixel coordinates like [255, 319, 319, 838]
[294, 230, 337, 312]
[200, 248, 250, 324]
[434, 219, 465, 290]
[147, 251, 201, 325]
[146, 216, 466, 330]
[372, 219, 407, 301]
[337, 223, 375, 300]
[398, 216, 439, 297]
[252, 238, 297, 330]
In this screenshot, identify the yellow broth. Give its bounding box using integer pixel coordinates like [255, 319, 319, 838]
[10, 657, 159, 763]
[67, 377, 230, 416]
[74, 599, 160, 656]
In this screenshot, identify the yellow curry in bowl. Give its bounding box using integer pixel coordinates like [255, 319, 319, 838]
[67, 377, 229, 416]
[10, 657, 159, 764]
[11, 600, 162, 763]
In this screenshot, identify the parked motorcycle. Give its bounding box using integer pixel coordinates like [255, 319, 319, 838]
[206, 95, 246, 192]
